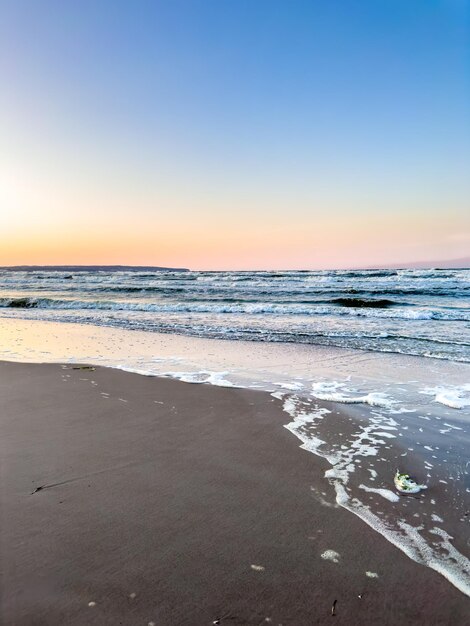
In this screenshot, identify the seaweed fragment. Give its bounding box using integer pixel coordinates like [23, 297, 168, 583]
[331, 599, 337, 616]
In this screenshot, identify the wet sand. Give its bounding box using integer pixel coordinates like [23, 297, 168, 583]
[0, 361, 468, 625]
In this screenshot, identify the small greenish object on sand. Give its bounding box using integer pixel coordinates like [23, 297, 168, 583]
[321, 549, 340, 563]
[394, 470, 426, 494]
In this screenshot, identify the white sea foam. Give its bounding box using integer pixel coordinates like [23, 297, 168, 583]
[162, 370, 236, 387]
[421, 385, 470, 409]
[311, 381, 397, 410]
[359, 484, 400, 502]
[273, 381, 304, 391]
[278, 392, 470, 597]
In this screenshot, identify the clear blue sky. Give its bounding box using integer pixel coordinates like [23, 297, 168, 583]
[0, 1, 469, 268]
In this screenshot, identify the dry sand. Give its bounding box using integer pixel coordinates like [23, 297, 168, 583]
[0, 361, 468, 625]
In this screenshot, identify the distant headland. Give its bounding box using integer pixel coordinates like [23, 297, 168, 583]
[0, 265, 190, 272]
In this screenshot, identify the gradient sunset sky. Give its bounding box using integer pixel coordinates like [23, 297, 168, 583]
[1, 1, 469, 270]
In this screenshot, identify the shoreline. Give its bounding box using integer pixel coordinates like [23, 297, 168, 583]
[1, 317, 469, 392]
[2, 310, 470, 365]
[1, 360, 469, 624]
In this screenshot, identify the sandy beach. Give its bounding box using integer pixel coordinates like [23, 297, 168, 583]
[1, 360, 468, 625]
[2, 0, 469, 621]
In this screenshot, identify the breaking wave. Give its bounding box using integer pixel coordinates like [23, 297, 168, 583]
[0, 296, 468, 321]
[332, 297, 397, 308]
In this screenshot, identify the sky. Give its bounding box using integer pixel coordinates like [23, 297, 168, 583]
[0, 0, 469, 270]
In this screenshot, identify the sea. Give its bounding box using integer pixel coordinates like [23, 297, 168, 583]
[0, 266, 469, 595]
[0, 267, 469, 361]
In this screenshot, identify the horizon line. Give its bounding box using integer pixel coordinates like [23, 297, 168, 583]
[1, 258, 469, 272]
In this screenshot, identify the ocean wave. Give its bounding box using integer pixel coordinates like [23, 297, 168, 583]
[332, 297, 397, 308]
[420, 385, 470, 409]
[332, 270, 398, 278]
[3, 282, 468, 298]
[1, 296, 469, 321]
[1, 278, 468, 300]
[4, 297, 38, 308]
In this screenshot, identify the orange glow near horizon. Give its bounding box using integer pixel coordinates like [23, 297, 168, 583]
[1, 204, 468, 270]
